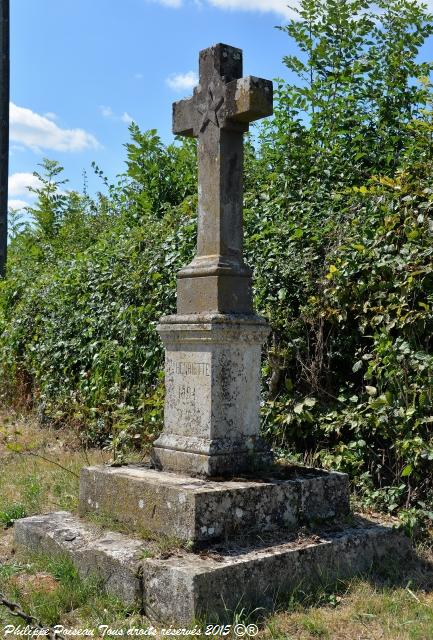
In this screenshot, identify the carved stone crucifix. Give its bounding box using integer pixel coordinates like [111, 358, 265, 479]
[173, 43, 273, 315]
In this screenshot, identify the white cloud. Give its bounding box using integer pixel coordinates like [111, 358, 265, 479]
[8, 172, 41, 211]
[100, 105, 134, 124]
[121, 112, 134, 124]
[10, 103, 99, 153]
[207, 0, 296, 18]
[99, 105, 114, 118]
[166, 71, 198, 92]
[149, 0, 297, 17]
[44, 112, 58, 121]
[8, 172, 41, 197]
[151, 0, 182, 6]
[150, 0, 433, 18]
[8, 199, 29, 211]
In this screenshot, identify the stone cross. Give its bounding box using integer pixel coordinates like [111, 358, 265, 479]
[152, 44, 273, 477]
[173, 43, 273, 315]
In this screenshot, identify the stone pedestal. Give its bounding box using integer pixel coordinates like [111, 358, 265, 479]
[151, 314, 272, 477]
[79, 465, 351, 544]
[15, 511, 411, 624]
[176, 258, 254, 315]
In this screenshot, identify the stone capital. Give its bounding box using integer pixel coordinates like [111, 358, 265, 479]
[157, 313, 270, 346]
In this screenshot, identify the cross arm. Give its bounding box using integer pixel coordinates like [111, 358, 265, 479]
[173, 96, 197, 137]
[226, 76, 273, 124]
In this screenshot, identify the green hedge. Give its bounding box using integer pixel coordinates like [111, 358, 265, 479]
[1, 0, 433, 529]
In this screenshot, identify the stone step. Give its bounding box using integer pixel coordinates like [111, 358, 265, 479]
[13, 511, 144, 606]
[14, 511, 410, 624]
[78, 464, 350, 544]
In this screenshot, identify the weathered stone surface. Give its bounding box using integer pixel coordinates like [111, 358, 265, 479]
[177, 274, 253, 316]
[228, 76, 274, 124]
[143, 523, 410, 623]
[153, 314, 272, 477]
[14, 512, 411, 624]
[14, 512, 143, 606]
[172, 43, 272, 312]
[79, 464, 350, 543]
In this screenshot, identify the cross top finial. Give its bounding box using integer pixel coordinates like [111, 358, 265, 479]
[199, 43, 243, 88]
[195, 45, 243, 134]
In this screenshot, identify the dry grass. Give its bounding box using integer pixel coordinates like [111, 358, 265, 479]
[262, 560, 433, 639]
[0, 407, 81, 457]
[0, 409, 432, 639]
[0, 407, 110, 564]
[0, 429, 107, 531]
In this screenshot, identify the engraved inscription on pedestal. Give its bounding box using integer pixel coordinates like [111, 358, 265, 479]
[165, 352, 212, 439]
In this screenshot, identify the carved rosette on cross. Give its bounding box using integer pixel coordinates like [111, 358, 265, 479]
[152, 44, 274, 478]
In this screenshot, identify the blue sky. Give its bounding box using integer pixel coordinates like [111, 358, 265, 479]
[8, 0, 433, 211]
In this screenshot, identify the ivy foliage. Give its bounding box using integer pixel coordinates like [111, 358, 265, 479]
[1, 0, 433, 525]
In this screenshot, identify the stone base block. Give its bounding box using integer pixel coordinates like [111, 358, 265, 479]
[14, 511, 411, 624]
[144, 523, 410, 624]
[78, 464, 350, 544]
[176, 274, 253, 315]
[14, 512, 143, 606]
[151, 435, 273, 478]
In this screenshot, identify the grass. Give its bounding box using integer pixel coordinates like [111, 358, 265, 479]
[0, 504, 27, 528]
[262, 578, 433, 639]
[0, 552, 138, 633]
[86, 509, 191, 556]
[0, 445, 91, 520]
[0, 408, 432, 639]
[0, 554, 102, 626]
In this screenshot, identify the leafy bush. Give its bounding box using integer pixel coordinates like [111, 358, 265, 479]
[1, 0, 433, 526]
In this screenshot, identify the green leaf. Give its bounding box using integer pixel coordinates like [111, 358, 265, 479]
[401, 465, 413, 478]
[278, 289, 287, 301]
[304, 397, 317, 408]
[352, 360, 363, 373]
[6, 443, 24, 453]
[292, 228, 304, 239]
